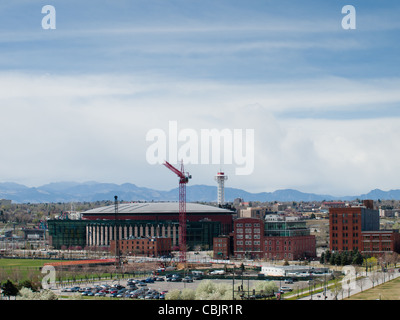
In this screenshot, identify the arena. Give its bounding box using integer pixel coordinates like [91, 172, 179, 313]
[48, 202, 235, 250]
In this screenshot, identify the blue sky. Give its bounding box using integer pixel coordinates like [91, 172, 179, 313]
[0, 1, 400, 197]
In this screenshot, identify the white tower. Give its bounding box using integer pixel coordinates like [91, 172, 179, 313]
[214, 171, 228, 205]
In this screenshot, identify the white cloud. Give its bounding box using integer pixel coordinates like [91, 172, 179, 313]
[0, 71, 400, 196]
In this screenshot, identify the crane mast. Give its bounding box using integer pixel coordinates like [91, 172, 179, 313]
[163, 160, 191, 263]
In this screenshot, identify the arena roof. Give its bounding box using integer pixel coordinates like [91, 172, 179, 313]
[82, 202, 233, 215]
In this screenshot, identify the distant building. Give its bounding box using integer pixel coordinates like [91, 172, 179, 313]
[261, 265, 330, 277]
[239, 207, 268, 219]
[110, 236, 172, 257]
[329, 200, 400, 255]
[48, 202, 232, 250]
[323, 202, 347, 208]
[361, 230, 400, 255]
[0, 199, 12, 206]
[22, 228, 45, 240]
[213, 235, 232, 259]
[233, 217, 316, 260]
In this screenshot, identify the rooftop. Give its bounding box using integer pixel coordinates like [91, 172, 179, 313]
[82, 202, 234, 215]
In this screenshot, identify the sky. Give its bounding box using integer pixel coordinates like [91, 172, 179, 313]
[0, 0, 400, 197]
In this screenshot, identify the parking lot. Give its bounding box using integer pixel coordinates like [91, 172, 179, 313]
[53, 274, 310, 300]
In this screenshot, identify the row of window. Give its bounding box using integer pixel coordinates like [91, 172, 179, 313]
[331, 219, 359, 224]
[331, 213, 360, 218]
[236, 234, 261, 239]
[120, 245, 154, 250]
[236, 223, 260, 227]
[236, 241, 261, 246]
[332, 225, 359, 230]
[236, 228, 261, 234]
[331, 233, 359, 238]
[331, 239, 359, 244]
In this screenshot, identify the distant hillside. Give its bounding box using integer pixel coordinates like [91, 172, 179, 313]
[0, 181, 399, 203]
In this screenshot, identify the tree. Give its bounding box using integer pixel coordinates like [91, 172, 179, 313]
[165, 289, 181, 300]
[180, 288, 196, 300]
[17, 288, 57, 300]
[320, 252, 325, 264]
[1, 280, 19, 299]
[331, 279, 343, 300]
[340, 252, 349, 265]
[253, 280, 278, 296]
[357, 275, 368, 292]
[324, 250, 331, 264]
[195, 280, 232, 300]
[352, 250, 363, 265]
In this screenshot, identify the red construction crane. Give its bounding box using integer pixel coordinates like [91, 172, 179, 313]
[163, 160, 191, 263]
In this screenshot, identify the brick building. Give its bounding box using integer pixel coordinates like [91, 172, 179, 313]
[110, 236, 172, 257]
[233, 217, 316, 260]
[329, 200, 400, 256]
[361, 230, 400, 255]
[213, 235, 232, 259]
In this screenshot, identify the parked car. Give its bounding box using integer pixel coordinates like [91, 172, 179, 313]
[155, 276, 165, 281]
[192, 273, 203, 280]
[284, 279, 294, 284]
[170, 275, 182, 282]
[182, 276, 193, 283]
[95, 292, 106, 297]
[280, 286, 293, 292]
[210, 270, 225, 275]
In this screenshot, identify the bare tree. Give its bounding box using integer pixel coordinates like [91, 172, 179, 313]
[357, 276, 368, 292]
[331, 279, 343, 300]
[369, 271, 380, 288]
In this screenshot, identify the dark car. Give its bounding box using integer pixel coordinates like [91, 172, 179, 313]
[137, 281, 147, 286]
[171, 276, 182, 282]
[155, 276, 165, 281]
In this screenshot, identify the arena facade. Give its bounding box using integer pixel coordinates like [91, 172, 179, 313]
[48, 202, 235, 251]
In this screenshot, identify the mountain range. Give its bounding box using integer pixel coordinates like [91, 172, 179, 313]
[1, 181, 400, 204]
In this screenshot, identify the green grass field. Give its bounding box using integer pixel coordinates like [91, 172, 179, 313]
[0, 258, 62, 268]
[346, 277, 400, 300]
[0, 258, 65, 281]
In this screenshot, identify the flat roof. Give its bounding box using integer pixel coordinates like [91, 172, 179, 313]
[82, 202, 233, 215]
